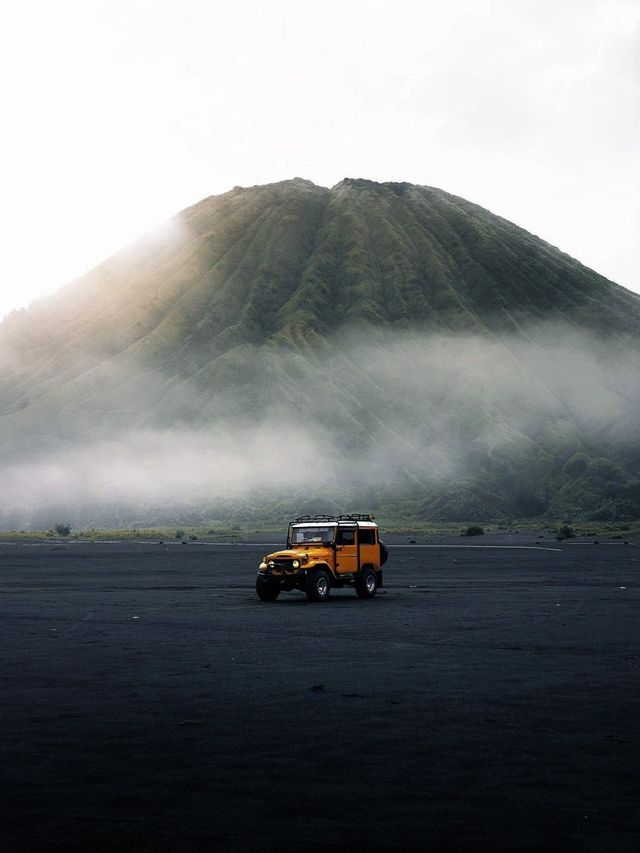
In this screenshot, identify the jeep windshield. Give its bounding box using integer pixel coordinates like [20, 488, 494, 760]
[289, 525, 335, 546]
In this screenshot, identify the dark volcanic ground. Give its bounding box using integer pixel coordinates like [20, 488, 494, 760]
[0, 538, 638, 852]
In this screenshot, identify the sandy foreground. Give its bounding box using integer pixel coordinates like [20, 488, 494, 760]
[0, 535, 638, 852]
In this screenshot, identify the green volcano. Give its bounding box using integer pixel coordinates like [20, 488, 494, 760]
[1, 178, 639, 526]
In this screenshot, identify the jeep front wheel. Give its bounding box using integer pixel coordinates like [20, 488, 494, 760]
[355, 567, 377, 598]
[305, 569, 331, 602]
[256, 575, 280, 601]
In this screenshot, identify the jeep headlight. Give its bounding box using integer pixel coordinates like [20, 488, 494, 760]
[259, 561, 267, 571]
[268, 560, 275, 568]
[292, 559, 300, 569]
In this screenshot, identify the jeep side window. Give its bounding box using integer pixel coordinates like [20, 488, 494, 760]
[336, 528, 356, 545]
[359, 528, 376, 545]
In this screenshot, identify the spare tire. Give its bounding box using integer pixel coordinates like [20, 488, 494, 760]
[379, 540, 389, 566]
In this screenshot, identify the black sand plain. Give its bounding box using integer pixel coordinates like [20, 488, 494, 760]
[0, 535, 638, 852]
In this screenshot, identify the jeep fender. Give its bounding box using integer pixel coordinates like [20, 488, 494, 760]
[360, 563, 383, 587]
[307, 562, 332, 578]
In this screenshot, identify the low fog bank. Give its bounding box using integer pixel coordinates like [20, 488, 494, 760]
[1, 325, 639, 528]
[0, 425, 336, 530]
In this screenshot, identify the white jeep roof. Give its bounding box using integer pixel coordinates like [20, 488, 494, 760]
[291, 521, 377, 528]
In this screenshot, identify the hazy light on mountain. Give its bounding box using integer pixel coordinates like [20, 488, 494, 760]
[0, 0, 639, 321]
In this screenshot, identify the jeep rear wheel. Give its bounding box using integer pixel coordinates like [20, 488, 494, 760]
[256, 575, 280, 601]
[355, 567, 377, 598]
[306, 569, 331, 602]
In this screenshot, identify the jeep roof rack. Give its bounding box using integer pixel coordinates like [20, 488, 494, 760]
[292, 513, 375, 523]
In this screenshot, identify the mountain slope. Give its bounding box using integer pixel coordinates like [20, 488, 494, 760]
[1, 178, 639, 526]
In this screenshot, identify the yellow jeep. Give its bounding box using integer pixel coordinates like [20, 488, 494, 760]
[256, 514, 388, 602]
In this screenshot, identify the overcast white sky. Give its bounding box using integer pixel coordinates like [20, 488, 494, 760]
[1, 0, 638, 320]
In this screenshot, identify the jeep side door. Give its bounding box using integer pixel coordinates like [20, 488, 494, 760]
[335, 525, 358, 574]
